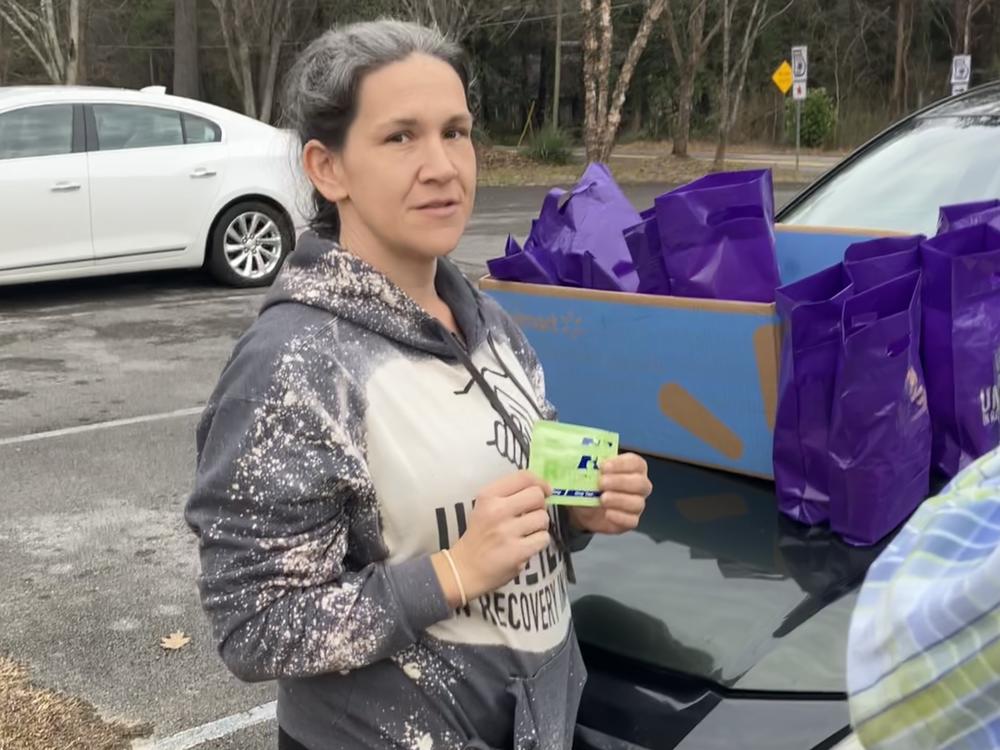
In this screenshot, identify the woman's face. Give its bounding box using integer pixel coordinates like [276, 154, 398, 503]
[309, 53, 477, 262]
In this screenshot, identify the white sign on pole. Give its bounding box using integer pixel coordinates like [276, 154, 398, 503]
[952, 82, 969, 96]
[951, 55, 972, 85]
[791, 45, 808, 81]
[792, 81, 807, 101]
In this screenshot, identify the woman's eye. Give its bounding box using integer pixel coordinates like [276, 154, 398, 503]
[446, 128, 470, 140]
[387, 132, 411, 144]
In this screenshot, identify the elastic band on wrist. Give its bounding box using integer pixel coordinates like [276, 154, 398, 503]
[441, 549, 468, 608]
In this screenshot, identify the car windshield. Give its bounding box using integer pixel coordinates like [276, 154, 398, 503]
[782, 115, 1000, 235]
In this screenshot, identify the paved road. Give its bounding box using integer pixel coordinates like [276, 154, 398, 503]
[0, 183, 799, 749]
[496, 145, 841, 176]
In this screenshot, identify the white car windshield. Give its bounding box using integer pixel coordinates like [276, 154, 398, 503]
[781, 114, 1000, 236]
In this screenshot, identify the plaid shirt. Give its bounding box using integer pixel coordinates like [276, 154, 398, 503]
[848, 448, 1000, 749]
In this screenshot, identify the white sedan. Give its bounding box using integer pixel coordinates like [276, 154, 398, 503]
[0, 85, 308, 288]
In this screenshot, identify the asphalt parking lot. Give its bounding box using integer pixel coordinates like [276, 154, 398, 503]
[0, 183, 799, 749]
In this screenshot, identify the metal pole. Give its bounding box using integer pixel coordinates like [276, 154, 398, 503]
[553, 0, 563, 129]
[795, 99, 801, 180]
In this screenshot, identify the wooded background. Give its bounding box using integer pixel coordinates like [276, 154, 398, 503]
[1, 0, 997, 162]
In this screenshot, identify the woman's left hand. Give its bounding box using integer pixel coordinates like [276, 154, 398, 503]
[569, 453, 652, 535]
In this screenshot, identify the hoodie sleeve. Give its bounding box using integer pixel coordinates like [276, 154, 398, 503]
[185, 345, 450, 683]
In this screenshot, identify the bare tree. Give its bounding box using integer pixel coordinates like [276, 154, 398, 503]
[713, 0, 796, 170]
[173, 0, 199, 99]
[955, 0, 989, 54]
[663, 0, 721, 157]
[581, 0, 667, 163]
[0, 13, 9, 84]
[393, 0, 508, 41]
[891, 0, 914, 114]
[211, 0, 294, 123]
[827, 0, 888, 143]
[0, 0, 88, 84]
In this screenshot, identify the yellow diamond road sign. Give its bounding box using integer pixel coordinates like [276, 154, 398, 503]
[772, 61, 793, 95]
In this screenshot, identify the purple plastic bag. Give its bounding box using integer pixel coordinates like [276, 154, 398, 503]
[523, 163, 641, 292]
[773, 264, 854, 525]
[937, 200, 1000, 234]
[654, 169, 780, 302]
[624, 216, 671, 295]
[487, 235, 557, 285]
[921, 224, 1000, 476]
[828, 271, 931, 546]
[843, 235, 923, 293]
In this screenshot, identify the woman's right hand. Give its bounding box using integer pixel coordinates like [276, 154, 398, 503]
[433, 471, 552, 608]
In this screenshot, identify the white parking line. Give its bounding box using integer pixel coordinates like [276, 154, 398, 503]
[0, 407, 204, 447]
[0, 292, 262, 325]
[134, 701, 277, 750]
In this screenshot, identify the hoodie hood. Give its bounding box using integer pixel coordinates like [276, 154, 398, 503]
[262, 231, 487, 359]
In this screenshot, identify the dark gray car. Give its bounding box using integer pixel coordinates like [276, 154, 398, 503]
[571, 83, 1000, 750]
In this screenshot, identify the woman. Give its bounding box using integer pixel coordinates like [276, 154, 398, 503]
[185, 20, 652, 750]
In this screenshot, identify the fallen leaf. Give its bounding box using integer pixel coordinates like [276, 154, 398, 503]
[159, 631, 191, 651]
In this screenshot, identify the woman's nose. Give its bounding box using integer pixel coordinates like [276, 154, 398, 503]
[418, 137, 459, 182]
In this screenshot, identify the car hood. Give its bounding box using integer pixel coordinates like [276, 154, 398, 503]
[570, 457, 889, 694]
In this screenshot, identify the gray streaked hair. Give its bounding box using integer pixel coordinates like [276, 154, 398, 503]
[282, 20, 470, 239]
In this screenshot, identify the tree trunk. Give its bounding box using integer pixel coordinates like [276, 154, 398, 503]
[0, 16, 7, 85]
[595, 0, 612, 133]
[537, 31, 550, 130]
[892, 0, 910, 115]
[233, 12, 257, 119]
[728, 4, 760, 134]
[598, 0, 666, 162]
[66, 0, 87, 85]
[41, 0, 65, 82]
[713, 0, 731, 170]
[173, 0, 200, 98]
[963, 0, 972, 52]
[212, 0, 257, 119]
[954, 0, 970, 54]
[664, 0, 718, 158]
[580, 0, 602, 161]
[674, 76, 694, 156]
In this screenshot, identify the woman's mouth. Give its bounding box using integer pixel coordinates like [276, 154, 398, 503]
[416, 199, 460, 218]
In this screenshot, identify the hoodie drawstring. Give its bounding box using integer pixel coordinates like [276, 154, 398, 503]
[442, 326, 576, 584]
[486, 332, 545, 420]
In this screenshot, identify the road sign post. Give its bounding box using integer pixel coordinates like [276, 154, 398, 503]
[771, 61, 792, 146]
[791, 45, 808, 180]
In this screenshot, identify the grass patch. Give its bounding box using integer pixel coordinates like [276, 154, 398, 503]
[477, 145, 809, 187]
[523, 127, 573, 165]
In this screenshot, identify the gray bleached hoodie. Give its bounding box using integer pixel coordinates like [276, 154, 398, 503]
[185, 231, 589, 750]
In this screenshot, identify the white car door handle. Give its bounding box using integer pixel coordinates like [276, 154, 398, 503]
[190, 168, 217, 178]
[51, 182, 82, 192]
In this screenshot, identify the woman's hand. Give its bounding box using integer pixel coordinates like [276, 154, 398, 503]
[570, 453, 652, 535]
[433, 471, 552, 608]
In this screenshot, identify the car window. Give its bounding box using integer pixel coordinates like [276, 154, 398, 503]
[182, 113, 221, 144]
[780, 116, 1000, 236]
[93, 104, 183, 151]
[0, 104, 74, 160]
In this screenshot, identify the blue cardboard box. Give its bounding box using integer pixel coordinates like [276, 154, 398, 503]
[481, 225, 891, 478]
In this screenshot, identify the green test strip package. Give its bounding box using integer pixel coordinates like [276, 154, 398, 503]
[528, 420, 620, 507]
